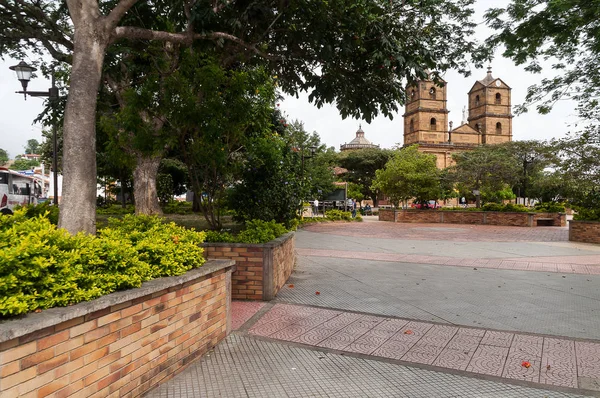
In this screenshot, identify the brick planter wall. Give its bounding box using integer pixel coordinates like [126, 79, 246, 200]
[570, 220, 600, 244]
[379, 210, 566, 227]
[0, 260, 234, 398]
[204, 232, 295, 301]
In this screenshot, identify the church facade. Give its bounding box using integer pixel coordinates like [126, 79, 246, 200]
[403, 68, 513, 169]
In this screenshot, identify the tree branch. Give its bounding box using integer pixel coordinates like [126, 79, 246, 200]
[112, 27, 281, 60]
[105, 0, 140, 29]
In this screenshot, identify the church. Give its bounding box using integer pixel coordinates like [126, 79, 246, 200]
[403, 68, 513, 168]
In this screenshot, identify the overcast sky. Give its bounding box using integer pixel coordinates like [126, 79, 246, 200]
[0, 0, 577, 159]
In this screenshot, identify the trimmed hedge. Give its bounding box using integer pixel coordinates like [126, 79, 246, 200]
[204, 219, 289, 244]
[0, 212, 205, 317]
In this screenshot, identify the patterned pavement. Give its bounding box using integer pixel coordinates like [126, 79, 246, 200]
[302, 222, 570, 242]
[145, 333, 589, 398]
[296, 248, 600, 275]
[248, 303, 600, 393]
[231, 301, 265, 330]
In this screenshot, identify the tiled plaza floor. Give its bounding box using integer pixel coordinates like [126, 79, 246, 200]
[296, 248, 600, 275]
[231, 301, 265, 330]
[248, 303, 600, 392]
[145, 334, 589, 398]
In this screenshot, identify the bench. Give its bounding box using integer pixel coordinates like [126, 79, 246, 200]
[536, 218, 555, 226]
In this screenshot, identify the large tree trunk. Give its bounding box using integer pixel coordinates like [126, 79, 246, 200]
[58, 13, 108, 234]
[133, 154, 163, 215]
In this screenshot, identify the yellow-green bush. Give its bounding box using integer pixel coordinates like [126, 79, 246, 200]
[0, 212, 205, 317]
[204, 219, 289, 244]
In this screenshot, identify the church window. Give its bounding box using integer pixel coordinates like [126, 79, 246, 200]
[496, 122, 502, 134]
[495, 93, 501, 104]
[475, 95, 480, 106]
[411, 89, 416, 100]
[475, 123, 481, 132]
[429, 87, 436, 99]
[430, 118, 437, 130]
[409, 119, 414, 133]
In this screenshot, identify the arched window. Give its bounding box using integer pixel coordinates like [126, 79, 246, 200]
[496, 122, 502, 134]
[429, 87, 436, 99]
[430, 118, 437, 130]
[495, 93, 501, 104]
[410, 90, 416, 100]
[409, 119, 414, 133]
[475, 95, 480, 106]
[475, 123, 481, 132]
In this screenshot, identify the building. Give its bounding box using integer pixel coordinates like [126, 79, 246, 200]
[403, 67, 512, 168]
[340, 125, 380, 151]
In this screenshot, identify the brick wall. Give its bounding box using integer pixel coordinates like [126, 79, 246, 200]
[204, 232, 295, 301]
[569, 221, 600, 244]
[379, 210, 565, 227]
[396, 210, 442, 223]
[442, 211, 485, 224]
[0, 261, 234, 398]
[378, 209, 395, 222]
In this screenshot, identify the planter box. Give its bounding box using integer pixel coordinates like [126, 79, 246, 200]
[204, 232, 295, 301]
[570, 220, 600, 244]
[379, 210, 566, 227]
[0, 260, 235, 398]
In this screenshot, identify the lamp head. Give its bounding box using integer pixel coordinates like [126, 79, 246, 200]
[9, 61, 37, 95]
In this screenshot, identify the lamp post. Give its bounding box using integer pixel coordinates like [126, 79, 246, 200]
[9, 61, 60, 205]
[295, 145, 317, 216]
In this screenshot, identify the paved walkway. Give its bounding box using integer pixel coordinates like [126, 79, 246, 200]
[248, 303, 600, 391]
[146, 221, 600, 397]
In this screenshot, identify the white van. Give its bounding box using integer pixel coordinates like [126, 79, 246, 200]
[0, 167, 41, 214]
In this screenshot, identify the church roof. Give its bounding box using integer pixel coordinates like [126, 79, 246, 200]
[340, 125, 380, 151]
[479, 66, 495, 86]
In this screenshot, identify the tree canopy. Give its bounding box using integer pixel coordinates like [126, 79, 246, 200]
[0, 149, 8, 166]
[372, 145, 440, 207]
[1, 0, 482, 234]
[485, 0, 600, 116]
[338, 148, 393, 207]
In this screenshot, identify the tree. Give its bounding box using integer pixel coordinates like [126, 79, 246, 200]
[23, 139, 40, 155]
[372, 145, 440, 207]
[11, 157, 40, 171]
[1, 0, 481, 234]
[450, 144, 520, 207]
[485, 1, 600, 117]
[339, 148, 393, 207]
[496, 140, 557, 200]
[0, 149, 8, 166]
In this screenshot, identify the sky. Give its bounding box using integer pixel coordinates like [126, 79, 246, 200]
[0, 0, 578, 158]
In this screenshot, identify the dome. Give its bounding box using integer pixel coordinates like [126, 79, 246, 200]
[340, 125, 380, 151]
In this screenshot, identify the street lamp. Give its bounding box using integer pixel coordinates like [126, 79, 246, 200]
[9, 61, 60, 205]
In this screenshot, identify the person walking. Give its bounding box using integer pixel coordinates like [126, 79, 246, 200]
[313, 198, 319, 217]
[351, 199, 357, 218]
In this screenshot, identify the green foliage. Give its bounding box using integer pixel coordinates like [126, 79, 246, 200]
[339, 148, 393, 205]
[0, 212, 205, 317]
[162, 201, 193, 215]
[15, 202, 59, 225]
[372, 145, 440, 207]
[481, 203, 529, 213]
[534, 202, 566, 213]
[204, 220, 289, 244]
[0, 148, 8, 165]
[574, 208, 600, 222]
[11, 157, 40, 171]
[96, 204, 135, 215]
[157, 173, 174, 205]
[324, 210, 353, 221]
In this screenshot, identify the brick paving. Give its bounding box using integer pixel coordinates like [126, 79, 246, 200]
[303, 222, 570, 242]
[248, 303, 600, 393]
[296, 248, 600, 275]
[145, 334, 588, 398]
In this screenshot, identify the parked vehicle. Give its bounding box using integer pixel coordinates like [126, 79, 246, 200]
[0, 167, 42, 214]
[411, 200, 441, 209]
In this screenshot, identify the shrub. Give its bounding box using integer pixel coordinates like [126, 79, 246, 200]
[203, 219, 290, 244]
[162, 201, 194, 215]
[481, 203, 529, 212]
[534, 202, 566, 213]
[574, 208, 600, 221]
[324, 210, 353, 221]
[15, 202, 59, 225]
[96, 204, 135, 215]
[0, 212, 205, 317]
